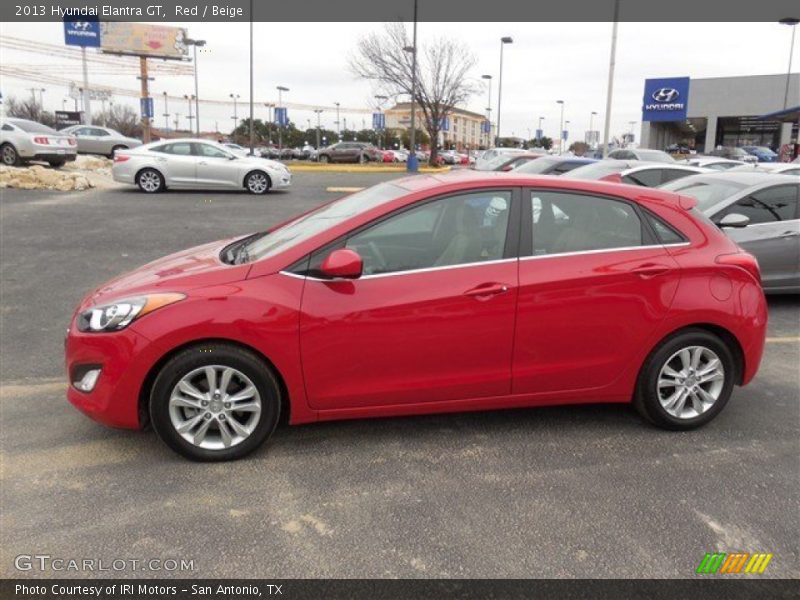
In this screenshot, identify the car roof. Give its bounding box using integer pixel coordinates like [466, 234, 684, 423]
[671, 171, 798, 188]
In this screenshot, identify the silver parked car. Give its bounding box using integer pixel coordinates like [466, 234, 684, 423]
[680, 156, 746, 171]
[728, 163, 800, 176]
[60, 125, 141, 157]
[618, 163, 710, 186]
[660, 172, 800, 293]
[607, 148, 676, 163]
[112, 138, 291, 194]
[0, 118, 77, 168]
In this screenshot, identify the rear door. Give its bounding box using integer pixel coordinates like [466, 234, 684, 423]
[713, 184, 800, 290]
[154, 142, 197, 185]
[512, 188, 681, 395]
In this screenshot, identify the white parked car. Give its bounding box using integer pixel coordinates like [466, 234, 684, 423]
[680, 156, 746, 171]
[60, 125, 141, 157]
[112, 138, 291, 194]
[1, 117, 77, 168]
[727, 162, 800, 176]
[474, 147, 526, 170]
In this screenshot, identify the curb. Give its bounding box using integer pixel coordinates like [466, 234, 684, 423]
[288, 164, 451, 174]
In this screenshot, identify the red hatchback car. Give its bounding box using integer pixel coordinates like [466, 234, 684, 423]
[65, 172, 768, 460]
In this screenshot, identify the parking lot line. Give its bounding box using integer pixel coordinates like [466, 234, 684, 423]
[765, 337, 800, 343]
[326, 186, 365, 193]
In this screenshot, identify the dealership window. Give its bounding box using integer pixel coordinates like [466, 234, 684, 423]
[530, 192, 643, 256]
[346, 191, 512, 275]
[716, 185, 799, 225]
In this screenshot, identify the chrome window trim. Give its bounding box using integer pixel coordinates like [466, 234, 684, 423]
[520, 242, 689, 262]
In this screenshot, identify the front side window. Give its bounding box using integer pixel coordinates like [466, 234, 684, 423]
[346, 191, 512, 275]
[717, 185, 799, 225]
[530, 192, 643, 256]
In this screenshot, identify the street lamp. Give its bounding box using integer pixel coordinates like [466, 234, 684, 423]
[162, 92, 170, 131]
[556, 100, 565, 154]
[313, 108, 323, 149]
[334, 101, 341, 137]
[230, 93, 240, 132]
[481, 74, 492, 147]
[276, 85, 289, 150]
[405, 0, 420, 172]
[496, 36, 513, 146]
[779, 18, 799, 110]
[185, 38, 206, 135]
[184, 94, 195, 131]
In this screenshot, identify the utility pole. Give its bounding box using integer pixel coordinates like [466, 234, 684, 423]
[230, 93, 240, 132]
[406, 0, 419, 171]
[162, 92, 169, 131]
[602, 0, 620, 158]
[557, 100, 565, 154]
[186, 38, 206, 135]
[138, 57, 152, 143]
[184, 95, 195, 131]
[314, 108, 323, 148]
[248, 5, 254, 154]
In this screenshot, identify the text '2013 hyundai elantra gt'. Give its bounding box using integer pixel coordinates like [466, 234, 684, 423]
[65, 171, 767, 460]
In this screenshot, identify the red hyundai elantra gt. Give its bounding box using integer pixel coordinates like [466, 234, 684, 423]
[65, 172, 767, 460]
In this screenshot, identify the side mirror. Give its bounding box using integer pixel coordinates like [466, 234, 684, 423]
[320, 248, 363, 279]
[719, 213, 750, 228]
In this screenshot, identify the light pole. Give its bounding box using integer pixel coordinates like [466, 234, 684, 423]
[779, 18, 799, 110]
[557, 100, 565, 154]
[276, 86, 289, 150]
[174, 112, 180, 131]
[603, 0, 620, 158]
[230, 93, 240, 133]
[481, 74, 492, 147]
[314, 108, 323, 149]
[589, 111, 598, 147]
[496, 36, 513, 146]
[184, 94, 195, 131]
[162, 92, 169, 131]
[564, 120, 570, 152]
[186, 38, 206, 135]
[628, 120, 636, 146]
[406, 0, 419, 172]
[334, 101, 341, 137]
[374, 94, 388, 148]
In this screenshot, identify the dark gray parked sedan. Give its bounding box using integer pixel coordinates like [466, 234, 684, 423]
[661, 172, 800, 293]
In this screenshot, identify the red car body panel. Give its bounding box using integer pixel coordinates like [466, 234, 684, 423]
[64, 173, 768, 431]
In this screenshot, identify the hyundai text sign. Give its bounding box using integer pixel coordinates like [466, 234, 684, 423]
[642, 77, 690, 122]
[64, 18, 101, 48]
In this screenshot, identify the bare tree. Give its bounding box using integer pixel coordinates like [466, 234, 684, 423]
[4, 96, 56, 128]
[94, 104, 142, 138]
[350, 23, 479, 164]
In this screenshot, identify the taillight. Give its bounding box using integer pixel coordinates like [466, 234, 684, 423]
[716, 251, 761, 283]
[33, 137, 50, 145]
[113, 154, 131, 163]
[601, 173, 622, 183]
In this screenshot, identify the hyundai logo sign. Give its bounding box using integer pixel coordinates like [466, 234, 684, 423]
[652, 88, 679, 103]
[642, 77, 690, 122]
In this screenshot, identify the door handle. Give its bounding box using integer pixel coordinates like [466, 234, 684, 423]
[631, 263, 671, 279]
[463, 283, 510, 299]
[779, 230, 800, 238]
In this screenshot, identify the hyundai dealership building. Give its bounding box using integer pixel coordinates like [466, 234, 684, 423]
[639, 73, 800, 153]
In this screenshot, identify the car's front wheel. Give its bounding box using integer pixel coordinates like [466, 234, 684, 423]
[1, 143, 20, 166]
[319, 154, 330, 164]
[149, 343, 281, 461]
[245, 170, 271, 194]
[136, 168, 164, 193]
[634, 329, 735, 430]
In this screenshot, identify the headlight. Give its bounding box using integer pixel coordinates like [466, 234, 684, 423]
[77, 293, 185, 332]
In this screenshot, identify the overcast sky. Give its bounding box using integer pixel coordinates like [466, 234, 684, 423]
[1, 21, 798, 142]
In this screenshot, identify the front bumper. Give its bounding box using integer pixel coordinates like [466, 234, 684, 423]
[273, 171, 292, 189]
[65, 325, 155, 429]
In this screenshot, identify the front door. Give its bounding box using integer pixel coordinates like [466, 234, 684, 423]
[513, 189, 681, 395]
[193, 142, 238, 188]
[298, 188, 520, 410]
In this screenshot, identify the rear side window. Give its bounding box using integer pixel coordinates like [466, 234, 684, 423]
[643, 210, 686, 245]
[152, 142, 192, 156]
[529, 191, 644, 256]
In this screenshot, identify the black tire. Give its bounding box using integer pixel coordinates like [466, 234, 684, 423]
[358, 153, 367, 164]
[319, 154, 330, 164]
[149, 343, 281, 461]
[633, 328, 736, 430]
[136, 168, 164, 193]
[110, 145, 127, 158]
[48, 159, 66, 168]
[245, 170, 271, 195]
[1, 143, 20, 166]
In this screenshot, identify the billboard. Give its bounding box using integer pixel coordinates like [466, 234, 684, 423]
[64, 18, 101, 48]
[55, 111, 82, 127]
[101, 23, 188, 60]
[642, 76, 690, 122]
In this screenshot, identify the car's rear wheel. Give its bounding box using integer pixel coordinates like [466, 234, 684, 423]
[136, 168, 164, 193]
[149, 343, 281, 461]
[634, 329, 735, 430]
[245, 170, 270, 194]
[1, 143, 20, 166]
[319, 154, 330, 164]
[358, 153, 367, 164]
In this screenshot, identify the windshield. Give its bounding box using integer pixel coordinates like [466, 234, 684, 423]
[635, 150, 675, 163]
[515, 157, 559, 174]
[232, 182, 408, 263]
[659, 179, 747, 211]
[9, 119, 57, 134]
[562, 161, 626, 180]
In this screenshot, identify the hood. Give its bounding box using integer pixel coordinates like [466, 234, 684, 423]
[84, 236, 251, 308]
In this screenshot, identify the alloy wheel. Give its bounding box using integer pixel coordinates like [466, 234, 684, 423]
[139, 171, 161, 192]
[656, 346, 725, 419]
[2, 145, 17, 165]
[168, 365, 262, 450]
[247, 172, 268, 194]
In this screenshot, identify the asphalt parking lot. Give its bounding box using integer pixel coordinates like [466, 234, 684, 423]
[1, 173, 798, 579]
